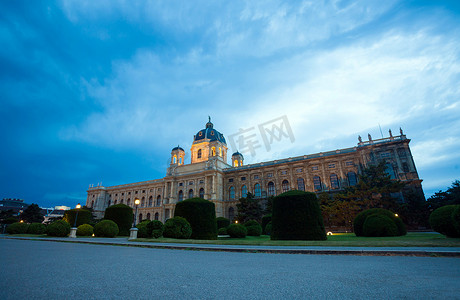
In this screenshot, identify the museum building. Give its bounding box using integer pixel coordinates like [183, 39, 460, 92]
[86, 119, 423, 222]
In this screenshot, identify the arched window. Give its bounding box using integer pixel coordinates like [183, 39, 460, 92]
[107, 200, 111, 206]
[91, 200, 94, 208]
[330, 174, 340, 189]
[347, 172, 358, 186]
[282, 180, 289, 193]
[148, 196, 153, 207]
[139, 213, 143, 222]
[297, 178, 305, 191]
[179, 157, 182, 164]
[178, 190, 183, 202]
[197, 149, 202, 159]
[141, 197, 145, 207]
[114, 200, 118, 205]
[229, 187, 235, 200]
[234, 160, 238, 167]
[127, 199, 130, 206]
[199, 188, 205, 199]
[188, 189, 193, 199]
[254, 183, 261, 198]
[267, 182, 275, 196]
[156, 195, 161, 206]
[147, 213, 151, 220]
[241, 185, 248, 198]
[228, 207, 235, 221]
[385, 163, 396, 179]
[313, 176, 322, 191]
[219, 147, 222, 156]
[154, 212, 159, 220]
[120, 199, 124, 204]
[173, 155, 177, 164]
[211, 147, 216, 156]
[165, 209, 170, 220]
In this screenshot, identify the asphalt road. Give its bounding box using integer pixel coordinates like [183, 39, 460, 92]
[1, 239, 459, 299]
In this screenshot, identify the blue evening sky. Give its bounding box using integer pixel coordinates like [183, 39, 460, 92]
[1, 1, 459, 208]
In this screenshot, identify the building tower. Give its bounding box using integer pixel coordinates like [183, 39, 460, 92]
[170, 146, 185, 166]
[231, 151, 244, 167]
[190, 117, 228, 164]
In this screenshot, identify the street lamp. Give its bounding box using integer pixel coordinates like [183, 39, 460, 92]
[129, 199, 141, 241]
[133, 199, 140, 227]
[74, 203, 81, 227]
[70, 203, 81, 238]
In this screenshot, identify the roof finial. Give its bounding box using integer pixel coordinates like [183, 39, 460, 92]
[208, 115, 211, 123]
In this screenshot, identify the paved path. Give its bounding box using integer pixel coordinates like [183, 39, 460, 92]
[1, 238, 459, 299]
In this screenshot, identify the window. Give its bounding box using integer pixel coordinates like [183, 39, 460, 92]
[296, 168, 303, 173]
[369, 152, 375, 161]
[139, 213, 143, 222]
[91, 200, 94, 208]
[345, 161, 354, 166]
[313, 176, 322, 191]
[330, 174, 340, 189]
[115, 193, 118, 197]
[135, 191, 138, 194]
[282, 180, 289, 193]
[199, 180, 204, 184]
[229, 187, 235, 200]
[219, 147, 222, 156]
[179, 182, 183, 186]
[142, 190, 145, 193]
[254, 175, 259, 179]
[120, 199, 124, 204]
[141, 197, 145, 207]
[114, 200, 118, 205]
[254, 183, 261, 198]
[178, 190, 183, 202]
[127, 199, 131, 206]
[211, 147, 216, 156]
[188, 189, 194, 199]
[281, 170, 288, 175]
[179, 157, 182, 164]
[173, 155, 177, 164]
[148, 196, 153, 207]
[122, 193, 124, 196]
[267, 182, 275, 196]
[380, 152, 391, 158]
[241, 177, 246, 181]
[328, 163, 335, 169]
[347, 172, 358, 186]
[128, 192, 131, 195]
[154, 212, 159, 221]
[197, 149, 202, 159]
[107, 200, 111, 206]
[199, 188, 204, 198]
[385, 163, 396, 179]
[402, 162, 409, 173]
[146, 213, 151, 220]
[165, 209, 170, 220]
[312, 166, 319, 171]
[398, 148, 407, 158]
[228, 207, 235, 221]
[156, 195, 161, 207]
[189, 181, 194, 185]
[229, 178, 234, 183]
[241, 185, 248, 198]
[234, 160, 238, 167]
[297, 178, 305, 191]
[267, 173, 273, 178]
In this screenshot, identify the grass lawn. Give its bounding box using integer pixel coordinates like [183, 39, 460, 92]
[133, 232, 460, 247]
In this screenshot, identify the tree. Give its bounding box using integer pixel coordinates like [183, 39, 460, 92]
[236, 193, 263, 223]
[20, 204, 44, 223]
[426, 180, 460, 212]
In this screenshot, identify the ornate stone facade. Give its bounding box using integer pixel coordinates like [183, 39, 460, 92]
[86, 120, 423, 222]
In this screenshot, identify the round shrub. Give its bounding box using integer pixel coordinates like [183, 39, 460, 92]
[362, 214, 399, 237]
[136, 220, 151, 238]
[47, 220, 71, 237]
[63, 209, 92, 227]
[244, 220, 262, 236]
[271, 190, 326, 240]
[174, 198, 217, 239]
[94, 220, 119, 238]
[6, 222, 29, 234]
[453, 206, 460, 235]
[216, 217, 230, 229]
[227, 224, 247, 238]
[265, 221, 272, 235]
[104, 204, 133, 236]
[163, 217, 192, 239]
[77, 224, 94, 236]
[147, 220, 164, 238]
[354, 208, 406, 237]
[218, 227, 228, 235]
[261, 214, 272, 234]
[27, 222, 46, 234]
[429, 205, 460, 238]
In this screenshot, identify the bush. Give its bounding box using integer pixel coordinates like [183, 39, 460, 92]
[453, 206, 460, 235]
[227, 224, 247, 238]
[94, 220, 119, 237]
[136, 220, 151, 238]
[6, 222, 29, 234]
[261, 214, 272, 234]
[147, 220, 164, 238]
[354, 208, 406, 237]
[27, 222, 46, 234]
[362, 214, 399, 237]
[174, 198, 217, 239]
[104, 204, 133, 236]
[63, 209, 92, 227]
[244, 220, 262, 236]
[216, 217, 230, 229]
[271, 190, 326, 240]
[47, 220, 71, 237]
[429, 205, 460, 238]
[3, 217, 18, 224]
[163, 217, 192, 239]
[218, 227, 228, 235]
[265, 221, 272, 235]
[77, 224, 94, 236]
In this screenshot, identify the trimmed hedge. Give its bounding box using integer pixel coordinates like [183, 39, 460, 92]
[147, 220, 164, 238]
[77, 224, 94, 236]
[354, 208, 406, 237]
[94, 220, 119, 237]
[363, 214, 399, 237]
[163, 217, 192, 239]
[63, 209, 92, 227]
[136, 220, 151, 238]
[227, 224, 247, 238]
[453, 206, 460, 235]
[47, 220, 71, 237]
[6, 222, 29, 234]
[174, 198, 217, 240]
[27, 222, 46, 234]
[217, 217, 230, 229]
[429, 205, 460, 238]
[265, 221, 272, 235]
[244, 220, 262, 236]
[218, 227, 228, 235]
[271, 190, 326, 240]
[104, 204, 133, 236]
[261, 214, 272, 234]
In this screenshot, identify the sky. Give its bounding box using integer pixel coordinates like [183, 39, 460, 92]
[1, 0, 459, 208]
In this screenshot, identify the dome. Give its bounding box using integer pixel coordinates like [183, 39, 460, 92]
[193, 117, 226, 144]
[232, 151, 243, 157]
[172, 145, 184, 152]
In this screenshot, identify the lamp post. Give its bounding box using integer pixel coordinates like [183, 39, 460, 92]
[129, 199, 140, 240]
[69, 203, 81, 238]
